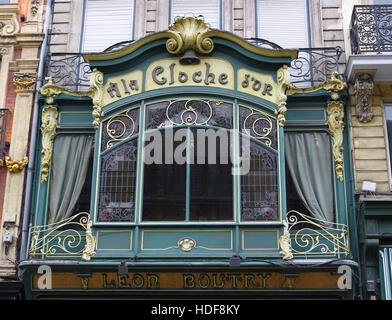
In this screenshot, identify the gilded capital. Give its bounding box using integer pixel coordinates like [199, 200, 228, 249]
[327, 101, 345, 182]
[353, 73, 374, 123]
[13, 72, 37, 93]
[166, 13, 214, 55]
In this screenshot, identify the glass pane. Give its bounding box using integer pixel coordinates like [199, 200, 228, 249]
[241, 140, 279, 221]
[142, 128, 187, 221]
[386, 106, 392, 175]
[98, 139, 138, 222]
[190, 128, 233, 221]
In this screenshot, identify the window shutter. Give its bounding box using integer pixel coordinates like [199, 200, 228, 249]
[256, 0, 309, 48]
[171, 0, 220, 28]
[82, 0, 134, 52]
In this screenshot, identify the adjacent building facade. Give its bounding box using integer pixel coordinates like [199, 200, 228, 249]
[0, 0, 390, 300]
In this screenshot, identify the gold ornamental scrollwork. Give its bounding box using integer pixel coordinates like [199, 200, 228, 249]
[81, 219, 96, 261]
[40, 106, 58, 183]
[327, 101, 345, 182]
[13, 72, 37, 93]
[38, 68, 104, 129]
[275, 65, 291, 127]
[286, 71, 347, 96]
[1, 156, 28, 173]
[166, 13, 214, 55]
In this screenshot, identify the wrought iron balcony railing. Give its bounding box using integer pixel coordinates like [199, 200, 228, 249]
[351, 5, 392, 54]
[40, 45, 344, 90]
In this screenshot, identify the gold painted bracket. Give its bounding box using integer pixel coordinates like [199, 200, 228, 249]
[327, 101, 345, 182]
[275, 65, 291, 126]
[0, 156, 28, 173]
[286, 71, 347, 96]
[40, 105, 58, 183]
[38, 68, 104, 129]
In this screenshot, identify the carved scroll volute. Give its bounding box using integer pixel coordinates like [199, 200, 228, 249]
[276, 65, 292, 127]
[90, 68, 104, 129]
[166, 13, 214, 55]
[327, 101, 345, 182]
[354, 73, 374, 123]
[40, 106, 58, 183]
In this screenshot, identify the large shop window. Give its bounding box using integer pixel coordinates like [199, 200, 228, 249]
[170, 0, 220, 28]
[82, 0, 135, 52]
[285, 131, 335, 222]
[256, 0, 309, 48]
[95, 98, 280, 224]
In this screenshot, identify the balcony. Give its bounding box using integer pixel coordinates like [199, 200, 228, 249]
[41, 45, 344, 90]
[347, 5, 392, 82]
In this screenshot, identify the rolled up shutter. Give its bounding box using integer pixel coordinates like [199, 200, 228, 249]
[82, 0, 135, 52]
[171, 0, 220, 28]
[256, 0, 309, 48]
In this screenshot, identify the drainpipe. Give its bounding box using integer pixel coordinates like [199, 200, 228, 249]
[19, 0, 52, 264]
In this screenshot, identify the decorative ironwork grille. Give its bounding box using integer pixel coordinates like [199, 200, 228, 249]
[0, 109, 8, 158]
[351, 5, 392, 54]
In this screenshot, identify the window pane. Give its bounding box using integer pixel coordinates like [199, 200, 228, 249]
[99, 139, 138, 221]
[190, 128, 233, 221]
[386, 106, 392, 179]
[241, 140, 279, 221]
[142, 128, 187, 221]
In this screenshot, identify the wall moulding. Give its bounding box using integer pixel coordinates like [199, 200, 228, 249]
[353, 72, 374, 123]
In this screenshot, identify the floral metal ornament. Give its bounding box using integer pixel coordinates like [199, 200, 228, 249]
[327, 101, 345, 182]
[275, 65, 291, 126]
[178, 238, 196, 252]
[38, 68, 104, 129]
[279, 220, 293, 260]
[40, 106, 58, 183]
[1, 156, 28, 173]
[166, 13, 214, 55]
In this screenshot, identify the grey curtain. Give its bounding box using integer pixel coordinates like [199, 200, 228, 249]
[284, 131, 334, 222]
[48, 135, 93, 224]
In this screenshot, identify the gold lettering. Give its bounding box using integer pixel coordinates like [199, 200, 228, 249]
[102, 273, 116, 288]
[132, 273, 145, 288]
[118, 275, 131, 288]
[183, 274, 195, 288]
[198, 273, 210, 289]
[257, 273, 272, 289]
[226, 273, 242, 288]
[212, 273, 225, 288]
[147, 274, 160, 288]
[244, 273, 259, 288]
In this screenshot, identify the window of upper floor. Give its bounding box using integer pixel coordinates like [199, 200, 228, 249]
[384, 104, 392, 190]
[256, 0, 310, 48]
[170, 0, 221, 28]
[81, 0, 135, 52]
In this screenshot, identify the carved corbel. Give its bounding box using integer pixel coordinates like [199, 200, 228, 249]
[13, 72, 37, 93]
[40, 106, 58, 183]
[275, 65, 292, 127]
[81, 220, 96, 261]
[166, 13, 214, 56]
[354, 73, 374, 123]
[0, 156, 28, 173]
[279, 220, 293, 260]
[0, 12, 20, 36]
[327, 101, 345, 182]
